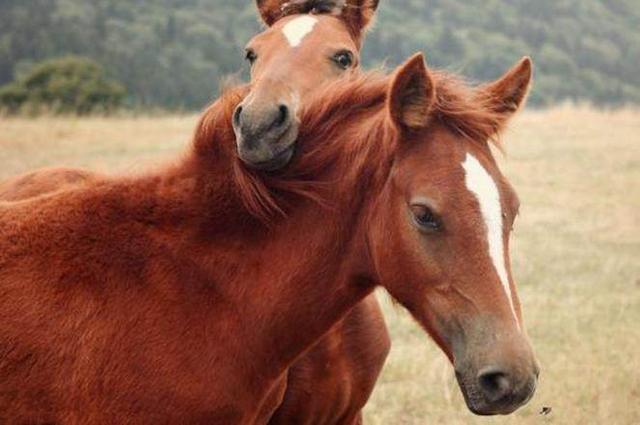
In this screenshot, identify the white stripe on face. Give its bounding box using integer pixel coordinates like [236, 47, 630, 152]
[282, 15, 318, 47]
[462, 153, 519, 329]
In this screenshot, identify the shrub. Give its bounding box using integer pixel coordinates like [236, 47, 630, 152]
[0, 56, 126, 114]
[0, 83, 28, 113]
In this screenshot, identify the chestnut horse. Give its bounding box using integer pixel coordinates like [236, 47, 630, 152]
[0, 1, 390, 423]
[0, 54, 538, 423]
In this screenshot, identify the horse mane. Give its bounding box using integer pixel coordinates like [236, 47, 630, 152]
[190, 68, 510, 223]
[251, 72, 393, 222]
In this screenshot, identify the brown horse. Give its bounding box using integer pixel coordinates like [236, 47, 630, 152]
[0, 2, 390, 423]
[0, 54, 538, 423]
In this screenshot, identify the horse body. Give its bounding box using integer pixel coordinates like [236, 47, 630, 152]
[0, 175, 328, 422]
[0, 166, 389, 425]
[0, 166, 390, 425]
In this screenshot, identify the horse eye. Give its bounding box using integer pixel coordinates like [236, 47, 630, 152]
[245, 49, 257, 65]
[332, 51, 354, 70]
[410, 205, 442, 232]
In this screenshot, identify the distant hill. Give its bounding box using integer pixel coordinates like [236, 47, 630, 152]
[1, 0, 638, 109]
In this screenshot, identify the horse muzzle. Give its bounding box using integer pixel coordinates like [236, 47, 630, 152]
[233, 102, 298, 171]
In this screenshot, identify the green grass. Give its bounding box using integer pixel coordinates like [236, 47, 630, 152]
[1, 106, 638, 423]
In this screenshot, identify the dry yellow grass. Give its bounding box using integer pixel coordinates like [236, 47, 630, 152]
[1, 106, 639, 424]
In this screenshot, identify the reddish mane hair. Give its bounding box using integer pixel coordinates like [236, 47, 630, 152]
[191, 68, 510, 222]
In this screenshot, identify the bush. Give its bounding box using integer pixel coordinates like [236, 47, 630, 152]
[0, 83, 28, 113]
[0, 56, 126, 114]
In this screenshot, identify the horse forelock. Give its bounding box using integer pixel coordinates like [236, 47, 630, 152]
[430, 70, 507, 153]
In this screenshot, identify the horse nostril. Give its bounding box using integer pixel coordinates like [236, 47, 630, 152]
[275, 104, 289, 128]
[478, 367, 512, 403]
[233, 105, 243, 127]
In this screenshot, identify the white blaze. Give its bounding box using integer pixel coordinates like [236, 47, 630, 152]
[282, 15, 318, 47]
[462, 153, 519, 329]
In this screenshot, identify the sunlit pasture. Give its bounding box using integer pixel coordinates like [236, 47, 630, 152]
[1, 106, 638, 424]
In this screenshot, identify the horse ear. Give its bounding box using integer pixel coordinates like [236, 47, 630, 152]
[256, 0, 285, 26]
[388, 53, 435, 131]
[479, 57, 532, 118]
[340, 0, 380, 42]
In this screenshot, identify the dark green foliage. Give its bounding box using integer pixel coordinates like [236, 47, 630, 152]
[360, 0, 640, 106]
[0, 0, 638, 109]
[0, 84, 28, 113]
[0, 57, 126, 114]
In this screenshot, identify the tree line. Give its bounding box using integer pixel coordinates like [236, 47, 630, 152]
[0, 0, 637, 112]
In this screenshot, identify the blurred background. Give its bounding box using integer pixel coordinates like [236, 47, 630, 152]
[1, 0, 639, 112]
[0, 1, 639, 424]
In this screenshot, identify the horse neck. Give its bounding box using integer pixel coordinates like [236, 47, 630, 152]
[128, 108, 263, 235]
[193, 106, 395, 378]
[134, 100, 393, 384]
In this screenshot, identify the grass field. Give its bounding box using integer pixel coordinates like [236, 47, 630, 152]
[1, 106, 639, 424]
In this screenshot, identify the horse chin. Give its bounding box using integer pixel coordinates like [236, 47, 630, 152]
[245, 143, 296, 172]
[242, 124, 299, 172]
[455, 371, 504, 416]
